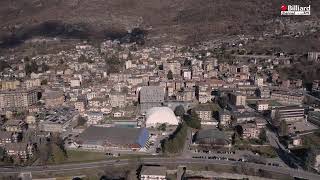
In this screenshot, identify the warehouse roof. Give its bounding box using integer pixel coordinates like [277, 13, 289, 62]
[195, 129, 228, 141]
[78, 126, 149, 147]
[141, 166, 167, 176]
[139, 86, 165, 103]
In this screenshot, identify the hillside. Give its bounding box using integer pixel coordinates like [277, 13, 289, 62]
[0, 0, 319, 47]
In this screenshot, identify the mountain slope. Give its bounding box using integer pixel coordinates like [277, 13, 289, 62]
[0, 0, 318, 46]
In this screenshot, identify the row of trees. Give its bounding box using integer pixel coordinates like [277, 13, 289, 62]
[36, 134, 67, 164]
[174, 105, 201, 129]
[161, 123, 188, 154]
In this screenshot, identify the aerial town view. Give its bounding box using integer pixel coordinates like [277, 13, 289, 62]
[0, 0, 320, 180]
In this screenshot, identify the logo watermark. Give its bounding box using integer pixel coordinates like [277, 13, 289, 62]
[281, 4, 311, 16]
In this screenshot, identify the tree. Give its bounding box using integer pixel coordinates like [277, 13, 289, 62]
[41, 79, 48, 85]
[0, 147, 5, 161]
[158, 123, 167, 131]
[161, 123, 188, 154]
[40, 63, 49, 72]
[0, 60, 10, 72]
[25, 60, 39, 75]
[77, 116, 87, 126]
[258, 128, 267, 144]
[183, 110, 201, 129]
[304, 147, 319, 171]
[37, 142, 52, 164]
[174, 105, 185, 117]
[235, 125, 243, 137]
[218, 96, 228, 109]
[167, 70, 173, 80]
[50, 144, 67, 163]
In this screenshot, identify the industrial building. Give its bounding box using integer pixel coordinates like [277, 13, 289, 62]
[77, 126, 150, 151]
[272, 106, 305, 123]
[139, 86, 165, 114]
[194, 129, 231, 147]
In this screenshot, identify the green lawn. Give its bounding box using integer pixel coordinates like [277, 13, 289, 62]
[55, 150, 157, 164]
[64, 150, 107, 163]
[268, 100, 282, 107]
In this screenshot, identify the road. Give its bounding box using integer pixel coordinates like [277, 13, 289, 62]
[1, 157, 319, 180]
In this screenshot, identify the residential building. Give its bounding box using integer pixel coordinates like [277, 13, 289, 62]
[3, 120, 26, 133]
[0, 131, 14, 145]
[24, 79, 41, 89]
[219, 110, 231, 126]
[197, 90, 212, 104]
[4, 143, 33, 160]
[233, 112, 257, 124]
[163, 61, 181, 75]
[0, 80, 20, 90]
[271, 91, 304, 105]
[254, 76, 264, 87]
[229, 93, 246, 106]
[0, 89, 38, 111]
[242, 123, 260, 139]
[70, 78, 81, 87]
[256, 88, 270, 98]
[194, 105, 217, 126]
[256, 101, 269, 111]
[308, 52, 320, 62]
[87, 112, 104, 125]
[109, 93, 127, 108]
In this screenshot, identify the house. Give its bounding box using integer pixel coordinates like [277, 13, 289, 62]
[74, 100, 86, 113]
[242, 123, 260, 139]
[70, 78, 81, 87]
[271, 90, 304, 105]
[140, 166, 167, 180]
[87, 112, 104, 125]
[256, 101, 269, 111]
[109, 93, 127, 108]
[194, 105, 218, 126]
[0, 131, 14, 145]
[255, 117, 267, 129]
[4, 143, 33, 160]
[229, 93, 246, 106]
[219, 110, 231, 127]
[3, 120, 26, 133]
[197, 89, 212, 104]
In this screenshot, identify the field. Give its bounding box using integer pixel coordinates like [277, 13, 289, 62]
[63, 150, 107, 163]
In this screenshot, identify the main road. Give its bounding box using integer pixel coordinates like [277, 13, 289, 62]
[1, 157, 320, 180]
